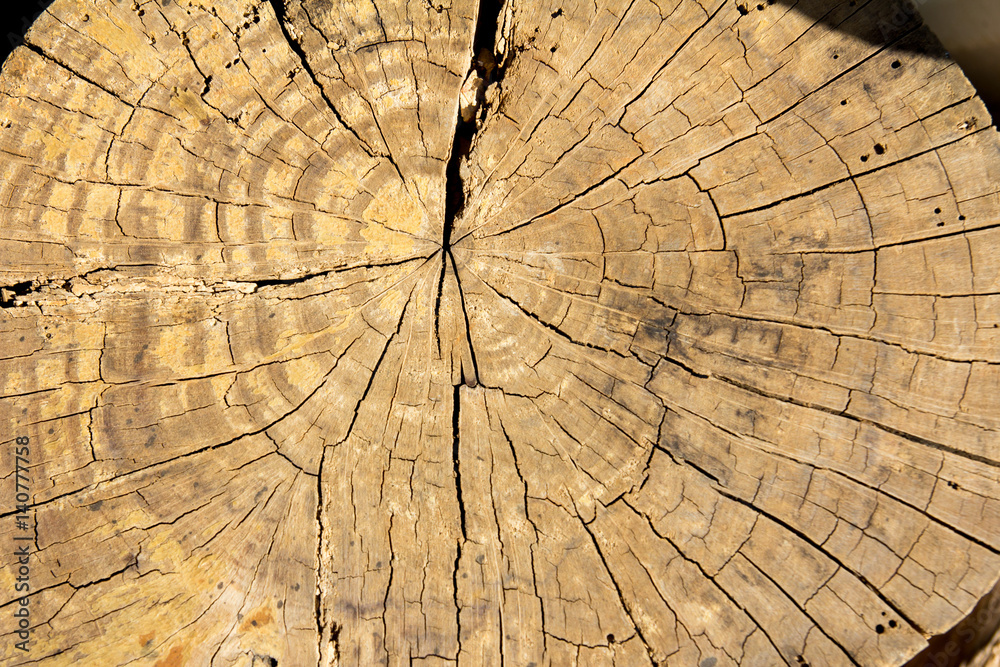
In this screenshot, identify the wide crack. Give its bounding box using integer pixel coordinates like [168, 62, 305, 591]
[436, 0, 506, 388]
[444, 0, 505, 231]
[0, 280, 41, 308]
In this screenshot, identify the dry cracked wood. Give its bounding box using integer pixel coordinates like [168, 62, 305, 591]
[0, 0, 999, 665]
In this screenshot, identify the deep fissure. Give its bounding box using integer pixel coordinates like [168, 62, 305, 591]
[442, 0, 506, 245]
[437, 0, 505, 384]
[0, 280, 39, 308]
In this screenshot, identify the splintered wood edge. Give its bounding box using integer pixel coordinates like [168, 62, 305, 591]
[0, 0, 998, 665]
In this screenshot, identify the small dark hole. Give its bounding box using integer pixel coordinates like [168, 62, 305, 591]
[959, 215, 966, 221]
[550, 46, 557, 53]
[891, 60, 901, 69]
[875, 624, 885, 634]
[934, 207, 942, 214]
[937, 222, 945, 227]
[756, 3, 764, 9]
[860, 155, 869, 162]
[551, 8, 563, 17]
[841, 99, 848, 106]
[873, 143, 885, 155]
[889, 620, 898, 628]
[737, 4, 749, 14]
[607, 633, 615, 643]
[833, 53, 839, 59]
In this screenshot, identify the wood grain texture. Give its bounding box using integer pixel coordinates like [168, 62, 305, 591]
[0, 0, 998, 665]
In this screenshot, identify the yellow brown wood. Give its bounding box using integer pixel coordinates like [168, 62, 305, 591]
[0, 0, 998, 665]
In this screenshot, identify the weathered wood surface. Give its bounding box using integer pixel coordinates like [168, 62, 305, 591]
[0, 0, 998, 665]
[908, 580, 1000, 666]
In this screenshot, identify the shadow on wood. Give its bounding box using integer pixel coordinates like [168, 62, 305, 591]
[767, 0, 999, 118]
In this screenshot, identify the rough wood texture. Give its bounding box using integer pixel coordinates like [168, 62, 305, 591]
[1, 0, 999, 665]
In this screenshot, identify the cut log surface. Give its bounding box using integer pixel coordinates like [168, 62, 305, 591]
[0, 0, 999, 665]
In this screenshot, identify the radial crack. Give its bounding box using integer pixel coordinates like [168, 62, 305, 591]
[265, 0, 379, 157]
[439, 0, 505, 387]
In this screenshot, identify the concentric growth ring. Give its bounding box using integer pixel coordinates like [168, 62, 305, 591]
[0, 0, 998, 665]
